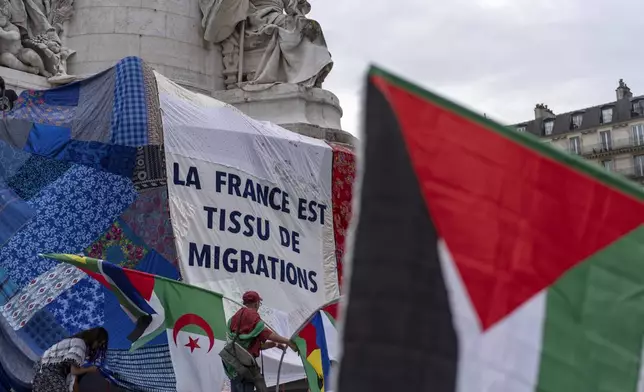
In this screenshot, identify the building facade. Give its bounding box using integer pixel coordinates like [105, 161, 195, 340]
[514, 80, 644, 183]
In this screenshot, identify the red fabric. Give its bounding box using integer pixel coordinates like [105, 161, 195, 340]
[329, 143, 356, 290]
[373, 74, 644, 330]
[229, 308, 272, 357]
[297, 301, 339, 357]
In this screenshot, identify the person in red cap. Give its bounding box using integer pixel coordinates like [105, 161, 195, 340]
[225, 291, 297, 392]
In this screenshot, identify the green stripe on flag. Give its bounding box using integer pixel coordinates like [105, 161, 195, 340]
[154, 277, 228, 338]
[538, 226, 644, 391]
[294, 337, 323, 392]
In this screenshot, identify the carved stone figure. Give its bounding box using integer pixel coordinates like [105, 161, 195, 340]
[0, 0, 49, 76]
[200, 0, 333, 89]
[0, 0, 74, 78]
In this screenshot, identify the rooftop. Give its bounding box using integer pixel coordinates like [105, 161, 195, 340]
[513, 80, 644, 137]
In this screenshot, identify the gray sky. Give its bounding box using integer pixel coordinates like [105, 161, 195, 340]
[312, 0, 644, 136]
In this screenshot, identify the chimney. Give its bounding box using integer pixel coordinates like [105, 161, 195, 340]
[616, 79, 633, 100]
[534, 103, 555, 120]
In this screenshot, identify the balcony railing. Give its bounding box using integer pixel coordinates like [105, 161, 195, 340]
[566, 136, 644, 156]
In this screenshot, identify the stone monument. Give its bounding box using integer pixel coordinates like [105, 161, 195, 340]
[200, 0, 350, 144]
[0, 0, 76, 84]
[0, 0, 354, 145]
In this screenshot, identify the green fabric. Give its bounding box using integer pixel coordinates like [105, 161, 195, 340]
[294, 336, 323, 392]
[538, 226, 644, 391]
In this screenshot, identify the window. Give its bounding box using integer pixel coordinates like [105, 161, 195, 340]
[599, 130, 612, 151]
[569, 136, 582, 155]
[517, 126, 526, 133]
[601, 107, 614, 123]
[633, 124, 644, 146]
[635, 155, 644, 177]
[571, 113, 583, 129]
[544, 120, 554, 136]
[602, 160, 614, 172]
[633, 100, 644, 117]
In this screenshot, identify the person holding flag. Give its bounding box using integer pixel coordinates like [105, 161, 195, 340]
[224, 291, 297, 392]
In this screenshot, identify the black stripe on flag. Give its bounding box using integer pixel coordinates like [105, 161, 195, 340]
[337, 74, 458, 391]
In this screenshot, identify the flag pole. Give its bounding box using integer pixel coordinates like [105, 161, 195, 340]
[275, 347, 286, 392]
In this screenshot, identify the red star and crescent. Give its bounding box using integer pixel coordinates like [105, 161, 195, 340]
[173, 313, 215, 353]
[185, 336, 201, 353]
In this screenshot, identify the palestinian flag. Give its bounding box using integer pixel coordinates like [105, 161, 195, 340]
[338, 67, 644, 392]
[42, 254, 228, 392]
[293, 300, 339, 392]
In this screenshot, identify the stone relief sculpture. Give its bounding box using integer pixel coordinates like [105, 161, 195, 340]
[0, 0, 75, 81]
[0, 2, 49, 76]
[200, 0, 333, 89]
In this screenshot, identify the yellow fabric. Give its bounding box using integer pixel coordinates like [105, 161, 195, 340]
[307, 349, 324, 392]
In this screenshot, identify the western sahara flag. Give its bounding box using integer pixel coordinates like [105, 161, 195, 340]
[338, 67, 644, 392]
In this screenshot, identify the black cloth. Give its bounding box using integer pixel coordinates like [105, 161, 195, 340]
[0, 89, 18, 112]
[337, 72, 459, 391]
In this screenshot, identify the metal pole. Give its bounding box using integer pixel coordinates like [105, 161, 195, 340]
[237, 20, 246, 86]
[275, 348, 287, 392]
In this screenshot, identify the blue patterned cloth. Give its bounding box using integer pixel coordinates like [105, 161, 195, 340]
[0, 140, 30, 182]
[5, 154, 72, 200]
[107, 345, 176, 392]
[0, 268, 17, 307]
[0, 165, 137, 287]
[111, 57, 148, 147]
[0, 164, 136, 334]
[18, 309, 68, 355]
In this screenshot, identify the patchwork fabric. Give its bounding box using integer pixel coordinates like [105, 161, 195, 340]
[107, 345, 176, 392]
[111, 57, 148, 147]
[0, 139, 30, 181]
[19, 309, 69, 355]
[121, 187, 177, 265]
[132, 145, 166, 191]
[0, 183, 35, 247]
[23, 123, 71, 157]
[0, 268, 18, 307]
[1, 264, 86, 329]
[86, 220, 148, 269]
[0, 57, 182, 391]
[6, 154, 73, 200]
[10, 90, 76, 127]
[0, 165, 137, 288]
[329, 143, 356, 289]
[142, 63, 163, 145]
[72, 67, 116, 143]
[0, 119, 33, 149]
[42, 83, 80, 107]
[46, 278, 104, 334]
[60, 141, 137, 178]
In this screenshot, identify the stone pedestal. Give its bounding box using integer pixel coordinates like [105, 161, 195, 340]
[65, 0, 225, 94]
[213, 84, 356, 145]
[0, 66, 50, 93]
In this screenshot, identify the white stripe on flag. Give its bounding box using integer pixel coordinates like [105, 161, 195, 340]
[438, 240, 545, 392]
[167, 330, 227, 392]
[321, 311, 339, 363]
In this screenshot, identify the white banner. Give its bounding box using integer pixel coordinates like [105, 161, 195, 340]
[168, 156, 331, 323]
[158, 73, 338, 340]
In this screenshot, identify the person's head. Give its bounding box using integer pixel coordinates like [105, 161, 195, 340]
[242, 291, 262, 310]
[73, 327, 108, 362]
